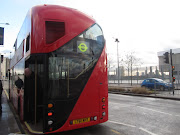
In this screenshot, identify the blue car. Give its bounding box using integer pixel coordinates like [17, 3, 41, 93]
[141, 78, 173, 90]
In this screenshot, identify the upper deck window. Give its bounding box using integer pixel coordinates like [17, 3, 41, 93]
[46, 21, 65, 44]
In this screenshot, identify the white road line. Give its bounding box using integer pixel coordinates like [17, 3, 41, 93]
[137, 106, 173, 116]
[108, 121, 136, 128]
[175, 115, 180, 117]
[108, 121, 158, 135]
[139, 127, 158, 135]
[109, 102, 131, 108]
[109, 101, 136, 107]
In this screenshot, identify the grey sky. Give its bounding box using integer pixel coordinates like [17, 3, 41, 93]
[1, 0, 180, 68]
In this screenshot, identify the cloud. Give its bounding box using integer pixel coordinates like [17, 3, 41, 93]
[172, 39, 180, 44]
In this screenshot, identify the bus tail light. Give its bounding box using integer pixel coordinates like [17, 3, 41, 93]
[93, 116, 97, 121]
[102, 105, 105, 109]
[48, 120, 53, 125]
[49, 127, 53, 132]
[48, 112, 53, 116]
[102, 97, 105, 102]
[102, 112, 106, 116]
[48, 103, 53, 108]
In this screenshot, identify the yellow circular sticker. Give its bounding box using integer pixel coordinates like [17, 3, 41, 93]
[78, 43, 88, 52]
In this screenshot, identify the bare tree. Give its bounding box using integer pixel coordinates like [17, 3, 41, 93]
[122, 51, 142, 85]
[107, 53, 116, 78]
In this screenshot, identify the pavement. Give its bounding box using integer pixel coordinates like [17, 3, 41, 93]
[0, 90, 24, 135]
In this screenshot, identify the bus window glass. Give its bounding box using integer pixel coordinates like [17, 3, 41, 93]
[13, 59, 25, 88]
[46, 21, 65, 44]
[48, 24, 105, 99]
[26, 35, 30, 52]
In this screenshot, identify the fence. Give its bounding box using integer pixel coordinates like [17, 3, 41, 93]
[108, 65, 180, 90]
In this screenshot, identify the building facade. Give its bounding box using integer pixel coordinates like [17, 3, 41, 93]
[0, 57, 10, 79]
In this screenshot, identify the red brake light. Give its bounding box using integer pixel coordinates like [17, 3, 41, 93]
[48, 112, 53, 116]
[49, 127, 53, 131]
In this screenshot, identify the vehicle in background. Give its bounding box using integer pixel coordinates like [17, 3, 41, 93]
[141, 78, 173, 90]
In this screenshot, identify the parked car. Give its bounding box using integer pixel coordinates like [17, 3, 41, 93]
[141, 78, 173, 90]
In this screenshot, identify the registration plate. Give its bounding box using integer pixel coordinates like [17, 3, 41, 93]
[73, 117, 90, 125]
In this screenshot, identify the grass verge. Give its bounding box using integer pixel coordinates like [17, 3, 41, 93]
[131, 87, 154, 94]
[109, 86, 155, 95]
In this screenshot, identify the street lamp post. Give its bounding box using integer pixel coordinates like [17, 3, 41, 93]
[10, 52, 12, 59]
[115, 38, 120, 85]
[8, 52, 11, 100]
[0, 23, 9, 25]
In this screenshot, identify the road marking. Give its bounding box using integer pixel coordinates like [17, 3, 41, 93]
[108, 121, 136, 128]
[108, 121, 158, 135]
[139, 127, 158, 135]
[137, 106, 173, 116]
[24, 122, 43, 134]
[111, 129, 121, 135]
[4, 90, 9, 100]
[109, 101, 133, 107]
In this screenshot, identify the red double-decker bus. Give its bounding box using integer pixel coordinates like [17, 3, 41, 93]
[9, 4, 108, 134]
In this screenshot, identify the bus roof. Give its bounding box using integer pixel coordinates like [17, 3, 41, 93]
[30, 4, 96, 53]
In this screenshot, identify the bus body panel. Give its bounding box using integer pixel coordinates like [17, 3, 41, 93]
[31, 5, 95, 54]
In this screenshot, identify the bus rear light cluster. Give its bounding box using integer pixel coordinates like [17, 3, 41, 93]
[47, 103, 54, 131]
[48, 103, 54, 116]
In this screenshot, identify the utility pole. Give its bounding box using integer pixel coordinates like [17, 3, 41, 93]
[130, 55, 133, 86]
[115, 38, 120, 85]
[170, 49, 175, 95]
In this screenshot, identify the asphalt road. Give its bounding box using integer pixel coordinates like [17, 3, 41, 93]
[106, 94, 180, 135]
[56, 94, 180, 135]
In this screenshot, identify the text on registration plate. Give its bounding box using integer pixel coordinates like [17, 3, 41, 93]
[73, 117, 90, 124]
